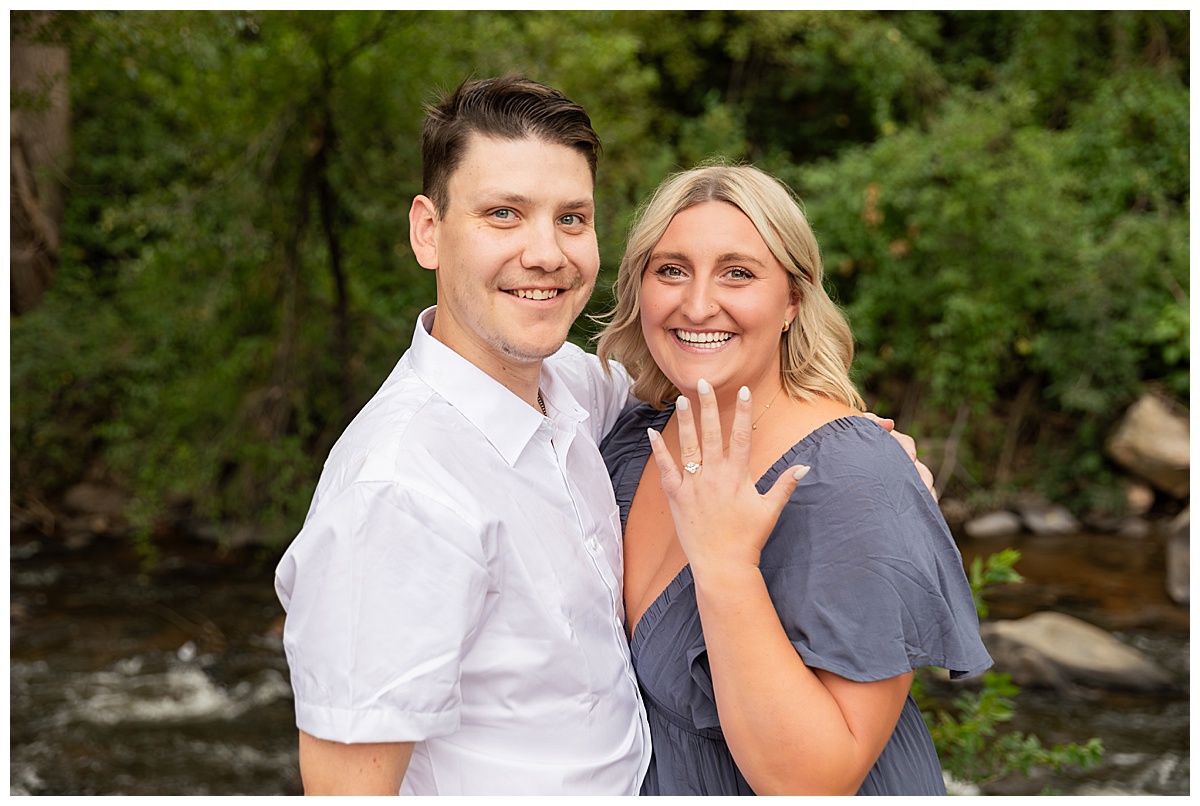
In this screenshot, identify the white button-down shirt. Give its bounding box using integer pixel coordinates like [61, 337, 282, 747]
[275, 307, 650, 795]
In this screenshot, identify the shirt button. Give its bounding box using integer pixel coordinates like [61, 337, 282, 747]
[588, 537, 599, 551]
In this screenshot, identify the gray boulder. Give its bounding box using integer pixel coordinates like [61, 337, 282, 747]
[964, 510, 1022, 539]
[980, 611, 1175, 692]
[1014, 500, 1081, 536]
[63, 482, 126, 517]
[1106, 394, 1190, 499]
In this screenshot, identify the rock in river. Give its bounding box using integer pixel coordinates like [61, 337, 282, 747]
[980, 610, 1175, 692]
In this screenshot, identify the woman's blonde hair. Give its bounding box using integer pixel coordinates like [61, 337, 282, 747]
[596, 163, 864, 410]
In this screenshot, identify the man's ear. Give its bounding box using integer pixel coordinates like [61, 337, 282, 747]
[409, 195, 439, 270]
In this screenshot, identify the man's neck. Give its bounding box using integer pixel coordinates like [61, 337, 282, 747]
[427, 312, 545, 413]
[474, 356, 544, 412]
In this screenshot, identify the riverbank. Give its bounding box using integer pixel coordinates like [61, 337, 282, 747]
[10, 511, 1188, 795]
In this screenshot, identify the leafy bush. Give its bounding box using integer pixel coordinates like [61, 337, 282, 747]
[10, 11, 1189, 545]
[777, 74, 1187, 505]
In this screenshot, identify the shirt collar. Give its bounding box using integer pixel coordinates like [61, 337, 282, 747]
[408, 306, 555, 467]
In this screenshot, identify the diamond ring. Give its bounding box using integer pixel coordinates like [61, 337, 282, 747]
[684, 461, 702, 475]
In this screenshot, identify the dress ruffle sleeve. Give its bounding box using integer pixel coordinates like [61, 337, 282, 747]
[755, 418, 992, 682]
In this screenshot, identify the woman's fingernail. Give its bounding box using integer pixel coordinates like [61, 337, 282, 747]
[677, 395, 689, 411]
[793, 465, 811, 481]
[738, 386, 750, 402]
[697, 379, 711, 395]
[647, 428, 660, 442]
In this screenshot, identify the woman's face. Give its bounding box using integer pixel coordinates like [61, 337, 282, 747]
[639, 201, 799, 402]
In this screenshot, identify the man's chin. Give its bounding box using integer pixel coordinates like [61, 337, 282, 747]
[496, 308, 584, 363]
[501, 338, 570, 364]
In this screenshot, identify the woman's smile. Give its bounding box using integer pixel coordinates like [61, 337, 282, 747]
[672, 329, 736, 351]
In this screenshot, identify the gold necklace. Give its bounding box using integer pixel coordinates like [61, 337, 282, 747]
[752, 387, 784, 430]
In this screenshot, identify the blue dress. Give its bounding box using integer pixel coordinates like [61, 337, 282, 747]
[600, 404, 993, 796]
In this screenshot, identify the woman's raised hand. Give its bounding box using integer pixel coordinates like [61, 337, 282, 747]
[647, 379, 810, 572]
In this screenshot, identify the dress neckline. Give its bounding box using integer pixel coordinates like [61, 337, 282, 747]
[622, 404, 872, 649]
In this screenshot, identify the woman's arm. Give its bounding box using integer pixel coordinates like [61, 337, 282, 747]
[647, 381, 912, 795]
[691, 562, 911, 794]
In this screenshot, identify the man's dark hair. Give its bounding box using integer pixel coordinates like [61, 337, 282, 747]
[421, 74, 601, 216]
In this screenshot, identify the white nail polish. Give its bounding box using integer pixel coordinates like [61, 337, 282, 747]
[697, 379, 711, 395]
[738, 386, 750, 402]
[647, 428, 659, 442]
[794, 465, 811, 481]
[677, 396, 689, 411]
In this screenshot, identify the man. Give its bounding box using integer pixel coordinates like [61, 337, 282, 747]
[275, 75, 649, 795]
[275, 74, 932, 795]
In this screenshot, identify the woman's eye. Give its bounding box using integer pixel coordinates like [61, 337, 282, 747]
[654, 264, 685, 278]
[726, 268, 755, 280]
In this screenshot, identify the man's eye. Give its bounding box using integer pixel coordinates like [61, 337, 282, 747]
[492, 209, 515, 220]
[560, 213, 584, 226]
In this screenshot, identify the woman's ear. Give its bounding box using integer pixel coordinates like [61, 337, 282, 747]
[785, 286, 801, 324]
[409, 195, 439, 270]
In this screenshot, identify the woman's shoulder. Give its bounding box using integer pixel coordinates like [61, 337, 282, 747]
[765, 416, 946, 557]
[772, 414, 910, 481]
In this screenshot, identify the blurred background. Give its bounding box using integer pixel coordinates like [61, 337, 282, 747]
[9, 10, 1189, 795]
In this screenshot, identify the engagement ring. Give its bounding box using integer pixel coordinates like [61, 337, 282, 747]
[684, 461, 702, 474]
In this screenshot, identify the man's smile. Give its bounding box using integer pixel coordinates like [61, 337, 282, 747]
[507, 288, 562, 300]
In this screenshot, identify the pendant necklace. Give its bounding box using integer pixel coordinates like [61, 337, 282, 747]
[752, 387, 784, 430]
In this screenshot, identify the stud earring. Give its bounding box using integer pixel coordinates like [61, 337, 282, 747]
[782, 320, 791, 333]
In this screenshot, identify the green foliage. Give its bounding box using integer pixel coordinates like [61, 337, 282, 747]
[925, 671, 1105, 788]
[781, 60, 1187, 503]
[10, 10, 1190, 546]
[967, 548, 1024, 620]
[915, 550, 1105, 790]
[790, 88, 1079, 414]
[12, 10, 676, 544]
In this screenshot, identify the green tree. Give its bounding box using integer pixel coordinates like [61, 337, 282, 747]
[10, 10, 1189, 547]
[11, 10, 669, 546]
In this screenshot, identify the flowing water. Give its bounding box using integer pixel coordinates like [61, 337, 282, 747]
[9, 525, 1189, 795]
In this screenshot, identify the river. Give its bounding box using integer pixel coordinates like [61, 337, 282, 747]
[9, 524, 1189, 795]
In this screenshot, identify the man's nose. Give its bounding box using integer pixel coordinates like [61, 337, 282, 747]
[520, 219, 568, 272]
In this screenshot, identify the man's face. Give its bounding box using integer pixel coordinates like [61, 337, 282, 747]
[411, 134, 599, 381]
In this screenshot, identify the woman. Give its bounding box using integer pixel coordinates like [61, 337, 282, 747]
[597, 164, 991, 795]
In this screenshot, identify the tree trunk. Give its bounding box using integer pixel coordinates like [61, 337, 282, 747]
[11, 11, 71, 314]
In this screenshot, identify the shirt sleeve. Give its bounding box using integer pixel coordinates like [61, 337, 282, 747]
[275, 480, 490, 743]
[758, 421, 993, 683]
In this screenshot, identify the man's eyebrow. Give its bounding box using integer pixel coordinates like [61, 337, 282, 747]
[474, 192, 533, 207]
[472, 192, 594, 211]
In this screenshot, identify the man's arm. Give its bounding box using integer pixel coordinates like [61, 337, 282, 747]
[298, 730, 414, 795]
